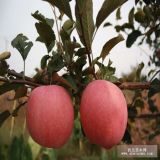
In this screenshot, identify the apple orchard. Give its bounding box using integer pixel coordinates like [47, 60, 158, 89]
[0, 0, 160, 155]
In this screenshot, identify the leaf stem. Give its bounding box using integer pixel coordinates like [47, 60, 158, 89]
[50, 4, 64, 53]
[23, 60, 26, 80]
[75, 0, 97, 79]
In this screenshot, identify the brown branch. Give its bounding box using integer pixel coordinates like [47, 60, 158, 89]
[129, 113, 160, 119]
[12, 101, 27, 117]
[117, 82, 151, 90]
[0, 77, 40, 87]
[8, 69, 34, 82]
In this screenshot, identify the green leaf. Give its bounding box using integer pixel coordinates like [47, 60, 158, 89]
[41, 55, 50, 69]
[97, 60, 118, 82]
[63, 74, 78, 91]
[75, 48, 86, 56]
[35, 22, 55, 53]
[143, 6, 154, 21]
[148, 78, 160, 97]
[62, 19, 74, 31]
[75, 0, 95, 50]
[103, 22, 112, 27]
[32, 10, 54, 28]
[9, 136, 33, 160]
[0, 52, 11, 60]
[11, 34, 33, 61]
[126, 30, 142, 48]
[116, 7, 121, 20]
[0, 83, 22, 95]
[128, 7, 135, 25]
[0, 110, 10, 127]
[43, 0, 72, 19]
[48, 53, 64, 73]
[75, 55, 87, 72]
[96, 0, 127, 28]
[0, 60, 9, 76]
[64, 41, 81, 62]
[115, 23, 134, 32]
[60, 20, 75, 43]
[100, 34, 124, 61]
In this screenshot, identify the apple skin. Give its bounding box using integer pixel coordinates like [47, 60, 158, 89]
[80, 80, 128, 149]
[26, 85, 74, 148]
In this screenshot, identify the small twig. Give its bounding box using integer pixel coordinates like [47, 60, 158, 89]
[129, 113, 160, 119]
[50, 4, 64, 53]
[12, 101, 27, 117]
[118, 82, 151, 90]
[0, 77, 40, 87]
[8, 69, 34, 82]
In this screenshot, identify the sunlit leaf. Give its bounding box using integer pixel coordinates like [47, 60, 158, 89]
[100, 34, 124, 60]
[75, 0, 95, 50]
[128, 7, 135, 24]
[96, 0, 127, 28]
[116, 7, 121, 20]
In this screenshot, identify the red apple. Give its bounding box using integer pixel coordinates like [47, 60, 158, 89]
[80, 80, 128, 149]
[26, 85, 74, 148]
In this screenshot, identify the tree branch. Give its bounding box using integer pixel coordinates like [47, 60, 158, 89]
[12, 101, 27, 117]
[0, 77, 40, 87]
[8, 69, 34, 82]
[117, 82, 151, 90]
[129, 113, 160, 119]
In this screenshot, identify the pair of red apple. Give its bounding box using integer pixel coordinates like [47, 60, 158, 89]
[26, 80, 128, 149]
